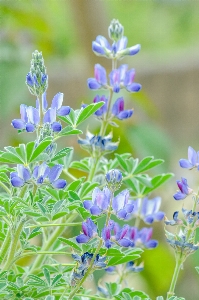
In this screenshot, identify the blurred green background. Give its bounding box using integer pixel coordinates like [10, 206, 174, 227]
[1, 0, 199, 298]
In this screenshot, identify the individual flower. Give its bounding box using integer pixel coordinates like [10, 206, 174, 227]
[173, 177, 193, 200]
[140, 197, 165, 224]
[83, 187, 111, 215]
[128, 227, 158, 249]
[78, 131, 119, 153]
[126, 261, 144, 273]
[10, 165, 31, 187]
[72, 252, 106, 271]
[42, 92, 71, 117]
[76, 218, 97, 243]
[165, 211, 183, 226]
[102, 221, 131, 248]
[112, 189, 134, 220]
[179, 146, 199, 170]
[109, 65, 141, 93]
[112, 97, 133, 120]
[33, 163, 66, 189]
[93, 95, 108, 117]
[87, 64, 108, 90]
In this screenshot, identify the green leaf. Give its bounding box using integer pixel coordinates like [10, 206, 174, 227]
[134, 157, 164, 174]
[115, 154, 129, 172]
[0, 173, 10, 183]
[59, 108, 76, 126]
[59, 126, 82, 136]
[58, 237, 82, 252]
[45, 296, 55, 300]
[195, 266, 199, 274]
[43, 268, 51, 286]
[28, 275, 46, 286]
[75, 102, 104, 126]
[66, 178, 83, 192]
[51, 274, 62, 287]
[70, 160, 90, 172]
[26, 141, 36, 162]
[105, 282, 121, 296]
[51, 147, 72, 162]
[29, 138, 52, 162]
[0, 152, 24, 164]
[143, 173, 174, 195]
[134, 175, 152, 187]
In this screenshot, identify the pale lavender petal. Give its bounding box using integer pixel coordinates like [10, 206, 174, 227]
[94, 64, 107, 85]
[117, 110, 133, 119]
[57, 106, 70, 116]
[112, 97, 124, 116]
[145, 240, 158, 248]
[26, 73, 34, 86]
[90, 205, 102, 216]
[155, 211, 165, 221]
[51, 93, 63, 110]
[43, 108, 56, 124]
[117, 209, 127, 219]
[125, 203, 134, 213]
[188, 146, 197, 166]
[20, 104, 28, 122]
[42, 92, 48, 111]
[10, 172, 17, 179]
[92, 42, 105, 55]
[179, 159, 192, 168]
[27, 106, 40, 125]
[51, 122, 62, 132]
[144, 215, 154, 224]
[87, 78, 101, 90]
[109, 69, 121, 93]
[26, 123, 35, 132]
[128, 44, 141, 55]
[52, 179, 66, 189]
[11, 176, 24, 187]
[48, 164, 63, 183]
[96, 35, 111, 50]
[11, 119, 25, 130]
[33, 166, 39, 179]
[118, 64, 128, 82]
[83, 201, 92, 210]
[116, 36, 128, 52]
[118, 238, 131, 247]
[76, 234, 90, 244]
[126, 83, 142, 93]
[173, 192, 186, 200]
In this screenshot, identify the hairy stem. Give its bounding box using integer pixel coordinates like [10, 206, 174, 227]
[0, 229, 11, 263]
[68, 239, 103, 300]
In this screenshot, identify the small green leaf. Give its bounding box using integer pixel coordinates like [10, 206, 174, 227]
[51, 147, 72, 162]
[58, 237, 82, 252]
[51, 274, 62, 287]
[143, 173, 174, 195]
[75, 102, 104, 126]
[115, 154, 129, 172]
[43, 268, 51, 286]
[29, 138, 52, 162]
[59, 126, 82, 136]
[26, 141, 35, 162]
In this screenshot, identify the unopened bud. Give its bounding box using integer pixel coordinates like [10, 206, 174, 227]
[108, 19, 124, 42]
[26, 50, 48, 97]
[105, 169, 122, 190]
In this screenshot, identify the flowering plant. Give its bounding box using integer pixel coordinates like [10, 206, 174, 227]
[0, 19, 198, 300]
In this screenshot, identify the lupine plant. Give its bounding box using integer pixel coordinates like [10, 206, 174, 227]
[0, 19, 198, 300]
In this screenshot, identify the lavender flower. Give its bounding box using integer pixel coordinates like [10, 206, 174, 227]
[102, 221, 131, 248]
[173, 177, 193, 200]
[140, 197, 165, 224]
[112, 189, 134, 220]
[83, 187, 111, 215]
[128, 227, 158, 249]
[76, 218, 97, 244]
[72, 252, 106, 271]
[112, 97, 133, 120]
[78, 131, 119, 153]
[87, 64, 108, 90]
[179, 146, 199, 170]
[165, 211, 183, 226]
[10, 165, 31, 187]
[93, 95, 108, 117]
[33, 163, 66, 189]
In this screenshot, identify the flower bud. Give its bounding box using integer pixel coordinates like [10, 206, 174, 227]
[105, 169, 122, 190]
[26, 50, 48, 97]
[108, 19, 124, 42]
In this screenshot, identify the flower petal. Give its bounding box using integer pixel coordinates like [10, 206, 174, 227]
[11, 119, 25, 130]
[52, 179, 66, 189]
[76, 234, 90, 244]
[51, 93, 63, 110]
[48, 164, 63, 183]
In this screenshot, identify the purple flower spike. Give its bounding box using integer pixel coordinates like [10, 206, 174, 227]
[87, 64, 107, 90]
[10, 165, 31, 187]
[83, 187, 111, 216]
[112, 97, 133, 120]
[141, 197, 165, 224]
[179, 146, 199, 170]
[173, 177, 193, 200]
[76, 218, 97, 244]
[112, 189, 134, 220]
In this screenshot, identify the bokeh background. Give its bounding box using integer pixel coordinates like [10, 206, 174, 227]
[1, 0, 199, 298]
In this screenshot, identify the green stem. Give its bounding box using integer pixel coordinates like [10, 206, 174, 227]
[18, 185, 28, 198]
[167, 252, 184, 299]
[26, 222, 82, 229]
[2, 220, 24, 271]
[0, 181, 11, 194]
[63, 169, 77, 181]
[0, 229, 11, 263]
[68, 239, 103, 300]
[28, 214, 76, 276]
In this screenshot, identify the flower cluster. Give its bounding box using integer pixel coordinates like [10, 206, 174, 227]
[71, 252, 106, 286]
[11, 92, 70, 135]
[10, 163, 66, 189]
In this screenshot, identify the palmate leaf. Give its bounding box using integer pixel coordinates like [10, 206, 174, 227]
[115, 288, 150, 300]
[51, 147, 72, 162]
[29, 138, 52, 162]
[75, 102, 104, 126]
